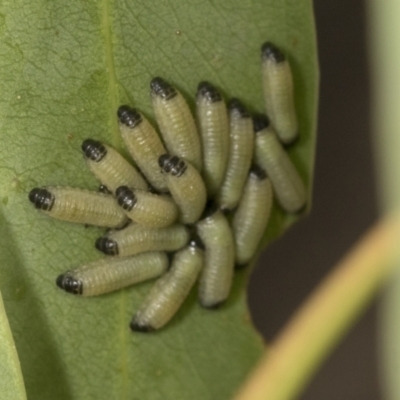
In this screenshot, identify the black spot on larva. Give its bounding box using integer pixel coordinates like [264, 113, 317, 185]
[200, 200, 219, 219]
[228, 98, 250, 118]
[95, 237, 119, 256]
[81, 139, 107, 162]
[261, 41, 286, 63]
[235, 263, 249, 271]
[116, 186, 137, 211]
[56, 273, 83, 295]
[29, 188, 55, 211]
[189, 236, 205, 251]
[199, 300, 224, 310]
[250, 164, 267, 180]
[252, 114, 270, 133]
[197, 81, 222, 103]
[158, 154, 187, 177]
[98, 184, 112, 194]
[117, 105, 143, 128]
[130, 320, 155, 333]
[150, 77, 177, 100]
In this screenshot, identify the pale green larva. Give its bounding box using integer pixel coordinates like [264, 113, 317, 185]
[196, 81, 229, 198]
[56, 252, 168, 296]
[261, 41, 298, 144]
[150, 77, 202, 171]
[95, 223, 190, 257]
[158, 154, 207, 224]
[217, 99, 254, 211]
[130, 240, 204, 332]
[81, 139, 148, 194]
[232, 165, 273, 266]
[117, 106, 168, 193]
[28, 186, 129, 228]
[196, 207, 235, 308]
[115, 186, 178, 228]
[253, 114, 306, 213]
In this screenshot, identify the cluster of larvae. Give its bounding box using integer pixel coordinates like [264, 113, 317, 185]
[28, 42, 306, 332]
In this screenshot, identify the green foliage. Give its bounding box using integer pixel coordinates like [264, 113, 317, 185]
[0, 0, 317, 398]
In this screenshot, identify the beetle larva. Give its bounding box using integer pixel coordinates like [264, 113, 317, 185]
[196, 81, 229, 198]
[261, 41, 298, 144]
[117, 105, 168, 192]
[253, 114, 306, 213]
[28, 186, 129, 228]
[217, 99, 254, 211]
[81, 139, 148, 193]
[196, 207, 235, 308]
[130, 240, 204, 332]
[115, 186, 178, 228]
[232, 165, 273, 266]
[95, 223, 190, 257]
[158, 154, 207, 224]
[150, 77, 202, 171]
[56, 252, 168, 296]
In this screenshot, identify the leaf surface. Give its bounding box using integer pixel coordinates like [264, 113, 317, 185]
[0, 0, 318, 398]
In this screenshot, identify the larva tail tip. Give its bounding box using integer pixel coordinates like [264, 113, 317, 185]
[199, 300, 225, 310]
[261, 41, 285, 63]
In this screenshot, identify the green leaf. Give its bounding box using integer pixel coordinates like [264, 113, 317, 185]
[0, 1, 318, 399]
[0, 291, 27, 400]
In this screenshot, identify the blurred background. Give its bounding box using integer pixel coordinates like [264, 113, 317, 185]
[248, 1, 382, 399]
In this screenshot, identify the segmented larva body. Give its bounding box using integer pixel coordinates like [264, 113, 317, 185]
[56, 252, 168, 297]
[196, 208, 235, 308]
[131, 240, 204, 332]
[196, 81, 229, 198]
[28, 187, 128, 228]
[217, 99, 254, 211]
[159, 154, 207, 224]
[150, 77, 202, 171]
[253, 115, 306, 213]
[117, 106, 168, 193]
[81, 139, 148, 194]
[261, 42, 298, 144]
[115, 186, 178, 228]
[232, 165, 273, 266]
[95, 223, 190, 257]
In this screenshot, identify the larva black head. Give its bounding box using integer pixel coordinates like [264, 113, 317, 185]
[158, 154, 187, 177]
[28, 188, 55, 211]
[197, 81, 222, 103]
[130, 319, 155, 333]
[229, 98, 250, 118]
[261, 41, 286, 63]
[56, 273, 83, 295]
[115, 186, 137, 211]
[252, 114, 270, 133]
[95, 237, 119, 256]
[250, 164, 267, 180]
[200, 200, 219, 219]
[117, 105, 143, 128]
[189, 236, 205, 251]
[81, 139, 107, 162]
[98, 184, 112, 194]
[150, 77, 177, 100]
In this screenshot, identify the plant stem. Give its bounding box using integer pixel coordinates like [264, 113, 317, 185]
[234, 212, 400, 400]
